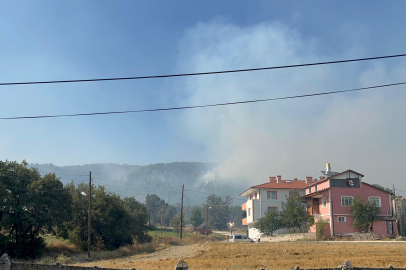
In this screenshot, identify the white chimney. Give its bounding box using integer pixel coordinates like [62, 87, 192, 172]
[326, 163, 331, 174]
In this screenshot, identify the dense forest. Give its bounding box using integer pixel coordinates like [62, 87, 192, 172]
[28, 162, 244, 206]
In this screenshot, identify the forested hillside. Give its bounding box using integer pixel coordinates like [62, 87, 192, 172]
[29, 162, 244, 205]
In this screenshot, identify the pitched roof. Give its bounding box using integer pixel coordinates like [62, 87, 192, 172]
[306, 169, 365, 188]
[239, 180, 311, 196]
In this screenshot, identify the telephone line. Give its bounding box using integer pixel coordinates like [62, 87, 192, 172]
[1, 53, 405, 87]
[1, 81, 405, 120]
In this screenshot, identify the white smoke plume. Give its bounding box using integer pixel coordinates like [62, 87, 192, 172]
[171, 20, 406, 190]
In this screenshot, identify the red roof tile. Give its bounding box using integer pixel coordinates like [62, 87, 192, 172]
[253, 180, 311, 189]
[239, 180, 311, 196]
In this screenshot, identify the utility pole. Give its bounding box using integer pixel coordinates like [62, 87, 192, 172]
[180, 184, 184, 239]
[393, 185, 399, 236]
[206, 206, 209, 237]
[161, 204, 164, 236]
[88, 171, 92, 258]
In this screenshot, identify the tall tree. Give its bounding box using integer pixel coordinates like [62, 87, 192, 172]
[63, 182, 151, 250]
[280, 189, 307, 232]
[145, 194, 165, 225]
[348, 196, 381, 232]
[228, 205, 244, 228]
[0, 160, 72, 258]
[254, 208, 281, 234]
[170, 215, 184, 237]
[189, 206, 204, 230]
[205, 194, 232, 230]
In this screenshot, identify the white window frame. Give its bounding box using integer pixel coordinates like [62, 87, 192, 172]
[341, 196, 353, 206]
[368, 196, 381, 207]
[322, 197, 327, 208]
[338, 216, 346, 222]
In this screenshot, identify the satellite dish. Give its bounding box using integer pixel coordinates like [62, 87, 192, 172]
[348, 180, 354, 186]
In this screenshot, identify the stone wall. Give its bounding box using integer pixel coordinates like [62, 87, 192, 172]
[260, 232, 316, 242]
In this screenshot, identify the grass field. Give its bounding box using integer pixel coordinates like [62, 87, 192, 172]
[149, 228, 192, 238]
[84, 241, 406, 270]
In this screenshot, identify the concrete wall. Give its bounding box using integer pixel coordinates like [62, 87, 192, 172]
[260, 232, 316, 242]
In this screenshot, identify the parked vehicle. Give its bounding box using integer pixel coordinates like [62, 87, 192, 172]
[252, 233, 263, 243]
[229, 234, 253, 242]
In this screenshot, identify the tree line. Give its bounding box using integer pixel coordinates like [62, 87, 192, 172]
[0, 160, 150, 258]
[0, 160, 245, 258]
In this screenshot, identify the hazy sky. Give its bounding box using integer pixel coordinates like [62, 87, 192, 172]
[1, 1, 406, 190]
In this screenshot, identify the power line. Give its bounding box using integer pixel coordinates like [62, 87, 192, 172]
[1, 81, 405, 120]
[1, 53, 406, 87]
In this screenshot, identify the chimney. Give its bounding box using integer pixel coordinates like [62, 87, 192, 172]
[326, 163, 331, 174]
[269, 176, 276, 182]
[319, 176, 324, 180]
[276, 175, 282, 183]
[305, 176, 313, 184]
[294, 178, 297, 181]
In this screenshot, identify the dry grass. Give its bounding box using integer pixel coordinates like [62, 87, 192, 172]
[80, 241, 406, 270]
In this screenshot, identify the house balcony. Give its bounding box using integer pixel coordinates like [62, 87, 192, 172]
[242, 218, 247, 225]
[242, 203, 247, 211]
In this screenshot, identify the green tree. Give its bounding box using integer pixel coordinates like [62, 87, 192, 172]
[63, 182, 151, 250]
[205, 194, 232, 230]
[145, 194, 165, 225]
[228, 206, 244, 228]
[189, 206, 204, 230]
[280, 189, 307, 232]
[0, 160, 72, 258]
[254, 208, 281, 234]
[170, 215, 184, 237]
[348, 196, 380, 232]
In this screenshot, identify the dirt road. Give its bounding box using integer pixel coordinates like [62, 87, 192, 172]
[79, 243, 210, 269]
[117, 244, 203, 263]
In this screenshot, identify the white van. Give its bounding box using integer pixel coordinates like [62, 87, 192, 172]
[229, 234, 253, 242]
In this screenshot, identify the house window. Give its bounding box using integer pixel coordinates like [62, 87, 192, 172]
[308, 187, 311, 193]
[322, 197, 327, 208]
[248, 208, 251, 216]
[387, 221, 393, 234]
[341, 196, 353, 206]
[267, 207, 278, 213]
[338, 216, 346, 222]
[315, 185, 318, 192]
[331, 179, 360, 188]
[368, 196, 381, 207]
[267, 191, 277, 199]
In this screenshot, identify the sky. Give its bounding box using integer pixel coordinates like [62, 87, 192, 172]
[1, 1, 406, 191]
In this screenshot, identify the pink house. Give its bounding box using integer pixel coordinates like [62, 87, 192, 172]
[303, 164, 397, 238]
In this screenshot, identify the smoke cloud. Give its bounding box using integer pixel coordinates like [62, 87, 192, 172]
[172, 20, 406, 190]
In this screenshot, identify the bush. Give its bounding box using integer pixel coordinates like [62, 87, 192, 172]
[0, 233, 10, 254]
[316, 218, 329, 240]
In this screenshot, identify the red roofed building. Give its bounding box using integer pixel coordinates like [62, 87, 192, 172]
[239, 175, 312, 238]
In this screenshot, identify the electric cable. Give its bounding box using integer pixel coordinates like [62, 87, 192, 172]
[1, 81, 405, 120]
[1, 53, 405, 86]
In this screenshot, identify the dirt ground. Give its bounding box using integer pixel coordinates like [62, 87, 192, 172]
[78, 241, 406, 270]
[79, 242, 210, 268]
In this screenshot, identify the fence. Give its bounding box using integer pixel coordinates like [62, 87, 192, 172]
[0, 254, 403, 270]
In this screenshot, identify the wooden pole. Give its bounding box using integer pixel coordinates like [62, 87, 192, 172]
[180, 185, 184, 239]
[88, 171, 91, 258]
